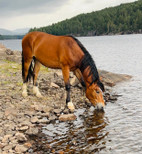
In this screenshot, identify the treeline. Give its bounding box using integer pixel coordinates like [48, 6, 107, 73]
[30, 0, 142, 36]
[0, 35, 24, 40]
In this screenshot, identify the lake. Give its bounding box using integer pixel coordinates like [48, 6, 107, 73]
[1, 34, 142, 153]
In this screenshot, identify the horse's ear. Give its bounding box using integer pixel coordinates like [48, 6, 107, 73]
[97, 80, 105, 92]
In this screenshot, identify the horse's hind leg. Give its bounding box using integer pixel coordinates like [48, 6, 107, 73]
[22, 58, 32, 97]
[62, 65, 75, 112]
[33, 60, 42, 97]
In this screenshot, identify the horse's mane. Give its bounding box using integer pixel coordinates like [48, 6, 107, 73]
[68, 35, 105, 91]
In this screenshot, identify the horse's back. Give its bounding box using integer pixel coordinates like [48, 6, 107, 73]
[22, 32, 84, 70]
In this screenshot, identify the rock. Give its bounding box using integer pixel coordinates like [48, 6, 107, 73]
[54, 109, 62, 114]
[50, 82, 60, 88]
[109, 95, 118, 101]
[38, 117, 49, 124]
[42, 107, 53, 113]
[0, 143, 5, 149]
[24, 142, 32, 148]
[26, 127, 39, 135]
[59, 114, 77, 122]
[4, 108, 18, 117]
[15, 144, 28, 153]
[2, 134, 12, 143]
[49, 115, 57, 122]
[5, 49, 14, 55]
[15, 132, 27, 142]
[54, 72, 62, 78]
[30, 116, 39, 124]
[70, 76, 79, 86]
[99, 70, 132, 87]
[18, 126, 29, 131]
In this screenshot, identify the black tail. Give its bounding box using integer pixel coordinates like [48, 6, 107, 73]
[22, 52, 34, 82]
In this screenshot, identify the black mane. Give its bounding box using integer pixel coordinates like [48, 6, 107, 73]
[68, 35, 105, 91]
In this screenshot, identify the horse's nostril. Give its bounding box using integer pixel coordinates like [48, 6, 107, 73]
[96, 106, 104, 112]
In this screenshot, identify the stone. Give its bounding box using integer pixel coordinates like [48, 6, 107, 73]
[54, 109, 62, 114]
[4, 108, 18, 117]
[54, 72, 62, 78]
[26, 127, 39, 135]
[24, 142, 32, 148]
[50, 82, 60, 88]
[38, 117, 49, 124]
[15, 144, 28, 153]
[5, 49, 14, 55]
[59, 114, 77, 122]
[15, 132, 27, 142]
[30, 116, 39, 123]
[0, 143, 5, 148]
[18, 126, 29, 131]
[49, 115, 57, 121]
[42, 107, 53, 113]
[70, 76, 79, 86]
[2, 134, 12, 143]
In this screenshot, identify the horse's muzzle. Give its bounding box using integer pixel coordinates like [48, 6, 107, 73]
[95, 103, 105, 112]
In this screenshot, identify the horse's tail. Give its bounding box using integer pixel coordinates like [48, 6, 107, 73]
[22, 52, 34, 82]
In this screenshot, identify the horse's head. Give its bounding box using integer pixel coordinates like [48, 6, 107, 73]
[86, 80, 105, 111]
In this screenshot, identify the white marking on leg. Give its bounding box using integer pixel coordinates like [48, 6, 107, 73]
[33, 86, 42, 98]
[67, 101, 75, 112]
[22, 83, 28, 97]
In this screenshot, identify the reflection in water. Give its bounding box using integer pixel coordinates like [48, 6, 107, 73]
[42, 108, 109, 153]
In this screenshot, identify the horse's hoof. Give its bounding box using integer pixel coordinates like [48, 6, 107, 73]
[67, 102, 75, 112]
[36, 92, 42, 98]
[22, 91, 28, 97]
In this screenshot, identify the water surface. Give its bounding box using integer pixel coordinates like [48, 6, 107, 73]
[1, 34, 142, 153]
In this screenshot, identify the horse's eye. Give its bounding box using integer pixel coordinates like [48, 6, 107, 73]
[96, 91, 100, 94]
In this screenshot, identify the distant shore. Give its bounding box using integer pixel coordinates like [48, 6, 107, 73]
[0, 32, 142, 40]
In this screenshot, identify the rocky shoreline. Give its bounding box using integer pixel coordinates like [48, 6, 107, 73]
[0, 43, 131, 153]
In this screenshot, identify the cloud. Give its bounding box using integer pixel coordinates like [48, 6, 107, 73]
[0, 0, 138, 30]
[0, 0, 68, 16]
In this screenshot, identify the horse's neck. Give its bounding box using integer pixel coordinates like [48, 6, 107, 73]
[81, 68, 92, 87]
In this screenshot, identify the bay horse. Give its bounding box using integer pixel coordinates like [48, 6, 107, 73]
[22, 31, 105, 111]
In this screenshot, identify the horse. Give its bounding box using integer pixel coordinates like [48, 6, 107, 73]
[22, 31, 105, 111]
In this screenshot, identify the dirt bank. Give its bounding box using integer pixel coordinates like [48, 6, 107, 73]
[0, 44, 131, 153]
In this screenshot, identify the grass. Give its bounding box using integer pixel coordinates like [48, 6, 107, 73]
[40, 65, 49, 73]
[0, 60, 21, 73]
[0, 59, 49, 76]
[0, 81, 11, 85]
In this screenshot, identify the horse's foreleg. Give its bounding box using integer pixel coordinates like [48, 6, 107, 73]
[74, 69, 86, 87]
[33, 60, 42, 97]
[74, 69, 86, 96]
[62, 65, 75, 112]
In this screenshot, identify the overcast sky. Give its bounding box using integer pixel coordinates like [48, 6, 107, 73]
[0, 0, 137, 30]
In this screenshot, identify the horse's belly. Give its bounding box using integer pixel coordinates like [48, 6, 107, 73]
[36, 56, 61, 69]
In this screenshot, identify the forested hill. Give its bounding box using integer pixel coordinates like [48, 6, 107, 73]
[30, 0, 142, 36]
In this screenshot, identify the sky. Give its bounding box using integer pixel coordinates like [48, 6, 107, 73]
[0, 0, 138, 30]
